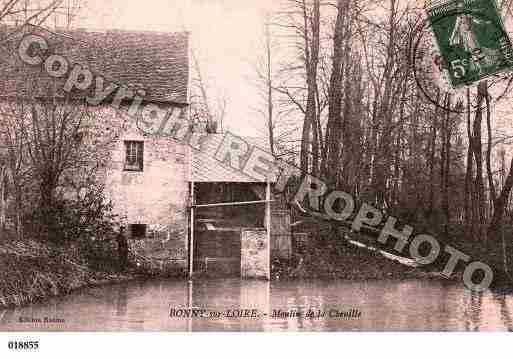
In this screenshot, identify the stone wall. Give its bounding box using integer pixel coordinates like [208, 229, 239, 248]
[104, 117, 190, 272]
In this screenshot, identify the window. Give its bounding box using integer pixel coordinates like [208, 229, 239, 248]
[74, 132, 85, 144]
[130, 224, 147, 239]
[124, 141, 144, 171]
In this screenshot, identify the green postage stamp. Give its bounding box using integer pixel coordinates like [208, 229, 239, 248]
[425, 0, 513, 88]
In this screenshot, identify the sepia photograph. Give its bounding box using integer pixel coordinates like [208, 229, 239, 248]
[0, 0, 513, 355]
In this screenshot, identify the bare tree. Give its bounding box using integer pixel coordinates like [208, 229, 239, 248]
[190, 47, 228, 133]
[0, 0, 77, 39]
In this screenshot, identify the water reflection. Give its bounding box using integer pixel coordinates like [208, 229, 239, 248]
[494, 292, 513, 331]
[1, 278, 513, 331]
[116, 284, 128, 317]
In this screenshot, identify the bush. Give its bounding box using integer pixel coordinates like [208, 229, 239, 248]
[25, 183, 120, 244]
[20, 181, 123, 273]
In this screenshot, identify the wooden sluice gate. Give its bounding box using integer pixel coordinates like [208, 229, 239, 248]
[189, 182, 276, 280]
[187, 177, 294, 280]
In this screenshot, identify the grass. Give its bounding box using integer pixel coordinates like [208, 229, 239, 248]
[0, 234, 134, 308]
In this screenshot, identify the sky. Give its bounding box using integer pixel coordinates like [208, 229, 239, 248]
[76, 0, 278, 137]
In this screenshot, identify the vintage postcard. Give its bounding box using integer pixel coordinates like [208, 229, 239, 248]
[0, 0, 513, 354]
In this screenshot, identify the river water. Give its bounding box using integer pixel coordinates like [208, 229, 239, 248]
[1, 278, 513, 331]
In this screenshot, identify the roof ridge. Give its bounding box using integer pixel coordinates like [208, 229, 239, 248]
[66, 28, 190, 36]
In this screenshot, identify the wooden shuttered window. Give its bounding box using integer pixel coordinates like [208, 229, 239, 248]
[124, 141, 144, 172]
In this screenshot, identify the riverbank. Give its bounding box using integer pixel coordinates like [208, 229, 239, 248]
[1, 234, 430, 309]
[274, 220, 513, 289]
[271, 228, 427, 281]
[4, 223, 503, 310]
[0, 236, 143, 309]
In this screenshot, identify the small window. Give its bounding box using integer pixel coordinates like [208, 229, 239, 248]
[130, 224, 147, 239]
[124, 141, 144, 171]
[74, 132, 85, 144]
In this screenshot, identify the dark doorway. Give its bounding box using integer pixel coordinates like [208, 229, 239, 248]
[192, 182, 267, 276]
[130, 224, 147, 239]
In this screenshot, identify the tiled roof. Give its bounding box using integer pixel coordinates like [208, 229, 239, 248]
[191, 134, 277, 183]
[0, 25, 189, 104]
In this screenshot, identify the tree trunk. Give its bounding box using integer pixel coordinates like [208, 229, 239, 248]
[465, 88, 475, 238]
[299, 0, 320, 175]
[324, 0, 347, 183]
[265, 18, 275, 156]
[485, 89, 496, 207]
[489, 156, 513, 234]
[473, 82, 488, 245]
[428, 91, 441, 219]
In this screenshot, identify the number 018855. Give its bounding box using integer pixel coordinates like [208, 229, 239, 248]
[8, 341, 39, 350]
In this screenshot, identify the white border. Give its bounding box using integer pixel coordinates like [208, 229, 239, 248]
[0, 332, 510, 359]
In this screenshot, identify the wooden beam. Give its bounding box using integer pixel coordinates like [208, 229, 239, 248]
[187, 280, 192, 332]
[194, 200, 274, 208]
[265, 180, 271, 281]
[189, 181, 195, 279]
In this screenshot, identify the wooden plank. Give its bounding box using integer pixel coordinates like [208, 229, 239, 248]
[194, 200, 275, 208]
[271, 210, 292, 259]
[266, 181, 271, 280]
[189, 181, 195, 279]
[293, 232, 309, 254]
[272, 235, 292, 258]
